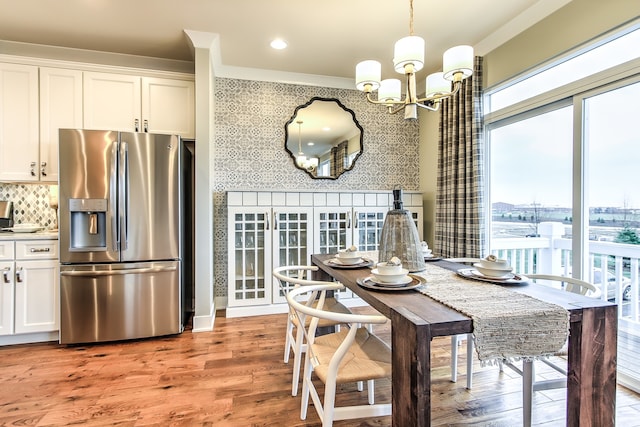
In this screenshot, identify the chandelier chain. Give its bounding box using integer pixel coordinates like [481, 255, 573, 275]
[408, 0, 414, 35]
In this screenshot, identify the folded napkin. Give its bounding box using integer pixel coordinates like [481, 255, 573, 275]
[415, 264, 569, 364]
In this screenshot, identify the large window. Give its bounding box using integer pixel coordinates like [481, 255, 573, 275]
[486, 26, 640, 113]
[485, 22, 640, 392]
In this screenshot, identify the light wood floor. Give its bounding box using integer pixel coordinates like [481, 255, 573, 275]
[1, 308, 640, 426]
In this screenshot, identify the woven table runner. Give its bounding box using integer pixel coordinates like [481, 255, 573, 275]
[414, 264, 569, 364]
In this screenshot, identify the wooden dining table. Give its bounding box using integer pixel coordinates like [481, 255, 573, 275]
[310, 253, 618, 427]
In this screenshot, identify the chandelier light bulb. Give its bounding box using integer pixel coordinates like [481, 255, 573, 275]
[443, 45, 474, 81]
[393, 36, 425, 73]
[356, 60, 382, 91]
[425, 72, 451, 97]
[378, 79, 402, 102]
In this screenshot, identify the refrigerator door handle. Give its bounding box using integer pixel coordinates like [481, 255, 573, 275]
[111, 141, 119, 252]
[119, 142, 130, 251]
[60, 265, 177, 277]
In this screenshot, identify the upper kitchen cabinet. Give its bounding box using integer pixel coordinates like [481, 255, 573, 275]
[83, 72, 195, 138]
[39, 67, 83, 183]
[0, 63, 39, 182]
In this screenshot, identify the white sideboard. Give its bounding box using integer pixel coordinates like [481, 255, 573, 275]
[226, 191, 423, 317]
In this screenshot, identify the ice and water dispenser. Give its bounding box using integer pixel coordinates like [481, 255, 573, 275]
[68, 198, 108, 250]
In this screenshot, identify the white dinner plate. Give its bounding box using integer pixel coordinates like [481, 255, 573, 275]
[1, 226, 43, 233]
[357, 274, 426, 291]
[323, 257, 373, 269]
[457, 268, 528, 285]
[369, 273, 413, 286]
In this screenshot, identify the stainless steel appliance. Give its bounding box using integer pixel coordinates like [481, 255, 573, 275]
[0, 200, 13, 229]
[58, 129, 182, 344]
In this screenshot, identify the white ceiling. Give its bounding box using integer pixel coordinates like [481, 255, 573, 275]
[0, 0, 570, 84]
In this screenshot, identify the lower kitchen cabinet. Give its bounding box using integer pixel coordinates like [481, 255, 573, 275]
[0, 239, 59, 339]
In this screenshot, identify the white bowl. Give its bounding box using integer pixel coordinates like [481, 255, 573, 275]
[335, 256, 363, 265]
[473, 263, 513, 278]
[371, 268, 410, 283]
[422, 249, 433, 257]
[376, 262, 403, 274]
[479, 257, 509, 269]
[338, 249, 361, 259]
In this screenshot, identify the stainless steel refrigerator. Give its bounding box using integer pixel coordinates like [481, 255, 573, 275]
[58, 129, 183, 344]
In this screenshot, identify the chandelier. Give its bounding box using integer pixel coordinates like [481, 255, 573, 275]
[295, 120, 318, 172]
[355, 0, 474, 120]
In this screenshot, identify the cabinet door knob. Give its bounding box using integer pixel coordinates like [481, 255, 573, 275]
[134, 118, 140, 132]
[143, 119, 149, 132]
[30, 161, 36, 176]
[41, 161, 47, 177]
[16, 267, 23, 283]
[2, 267, 10, 284]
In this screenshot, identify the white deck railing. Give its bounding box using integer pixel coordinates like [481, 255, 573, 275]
[490, 221, 640, 326]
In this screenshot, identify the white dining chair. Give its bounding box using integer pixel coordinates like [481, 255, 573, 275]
[501, 274, 599, 427]
[286, 282, 392, 427]
[449, 271, 599, 427]
[272, 265, 352, 397]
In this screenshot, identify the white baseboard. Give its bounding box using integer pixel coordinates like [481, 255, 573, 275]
[226, 304, 289, 318]
[191, 301, 217, 332]
[0, 331, 58, 346]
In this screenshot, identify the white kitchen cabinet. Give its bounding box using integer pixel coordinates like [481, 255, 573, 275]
[39, 67, 84, 182]
[84, 72, 195, 138]
[0, 239, 59, 338]
[271, 206, 313, 304]
[0, 63, 39, 182]
[313, 192, 391, 255]
[14, 258, 59, 334]
[0, 260, 14, 336]
[227, 192, 315, 312]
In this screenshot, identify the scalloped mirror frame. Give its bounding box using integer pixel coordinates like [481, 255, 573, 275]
[284, 97, 364, 180]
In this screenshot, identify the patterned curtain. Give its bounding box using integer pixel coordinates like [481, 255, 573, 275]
[330, 140, 348, 177]
[434, 56, 486, 258]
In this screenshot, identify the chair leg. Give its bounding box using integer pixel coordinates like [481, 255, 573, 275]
[466, 333, 473, 389]
[523, 360, 534, 427]
[450, 335, 459, 382]
[367, 379, 375, 405]
[291, 322, 305, 396]
[322, 377, 337, 427]
[300, 353, 312, 420]
[284, 317, 293, 363]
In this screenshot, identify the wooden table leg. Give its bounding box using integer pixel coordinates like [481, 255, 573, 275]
[566, 305, 617, 426]
[391, 307, 431, 427]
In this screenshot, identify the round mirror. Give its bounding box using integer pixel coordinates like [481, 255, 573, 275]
[285, 97, 363, 179]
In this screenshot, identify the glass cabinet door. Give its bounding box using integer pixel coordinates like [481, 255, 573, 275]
[228, 208, 271, 307]
[314, 208, 352, 255]
[354, 207, 387, 252]
[272, 208, 313, 304]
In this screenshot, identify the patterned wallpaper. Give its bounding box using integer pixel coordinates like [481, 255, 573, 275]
[0, 184, 58, 229]
[212, 78, 421, 298]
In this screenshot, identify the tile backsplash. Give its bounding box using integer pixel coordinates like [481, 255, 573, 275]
[0, 183, 58, 229]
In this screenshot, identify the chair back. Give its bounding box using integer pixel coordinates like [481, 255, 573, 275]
[286, 283, 387, 327]
[527, 273, 600, 298]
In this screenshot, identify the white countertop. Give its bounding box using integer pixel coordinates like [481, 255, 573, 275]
[0, 230, 59, 241]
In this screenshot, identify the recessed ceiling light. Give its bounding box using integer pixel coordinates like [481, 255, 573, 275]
[270, 38, 287, 50]
[322, 127, 331, 132]
[307, 142, 315, 146]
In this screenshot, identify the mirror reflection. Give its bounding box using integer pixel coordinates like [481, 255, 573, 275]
[285, 97, 363, 179]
